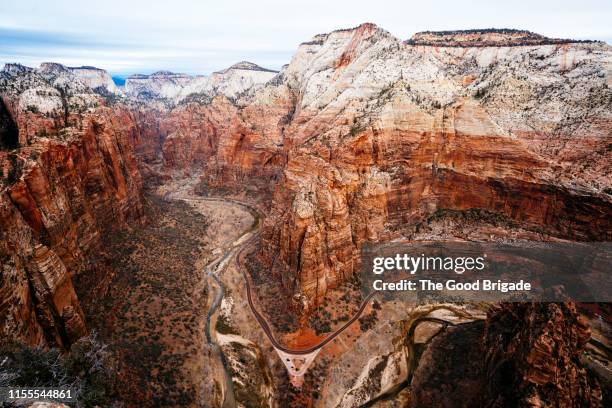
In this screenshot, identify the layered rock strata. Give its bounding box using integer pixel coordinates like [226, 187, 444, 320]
[105, 24, 612, 312]
[1, 23, 611, 347]
[410, 302, 603, 407]
[124, 62, 278, 104]
[217, 24, 611, 310]
[1, 66, 144, 347]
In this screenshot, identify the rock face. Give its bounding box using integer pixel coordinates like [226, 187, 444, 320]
[0, 24, 610, 375]
[205, 61, 279, 99]
[482, 302, 602, 407]
[159, 89, 291, 193]
[0, 57, 281, 348]
[119, 24, 612, 312]
[36, 62, 120, 94]
[124, 71, 194, 101]
[212, 23, 610, 310]
[410, 302, 602, 407]
[0, 65, 144, 348]
[409, 320, 486, 408]
[408, 28, 596, 47]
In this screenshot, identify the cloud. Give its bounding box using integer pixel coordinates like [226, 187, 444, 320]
[0, 26, 294, 75]
[1, 0, 610, 75]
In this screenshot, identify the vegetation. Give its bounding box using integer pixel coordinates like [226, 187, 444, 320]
[25, 105, 40, 114]
[179, 92, 213, 106]
[245, 251, 301, 334]
[0, 333, 116, 407]
[309, 273, 363, 335]
[94, 86, 122, 106]
[75, 192, 211, 407]
[349, 116, 366, 137]
[474, 87, 487, 99]
[358, 309, 378, 331]
[406, 28, 600, 46]
[216, 314, 239, 335]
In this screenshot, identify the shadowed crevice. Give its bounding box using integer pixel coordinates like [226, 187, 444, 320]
[0, 99, 19, 150]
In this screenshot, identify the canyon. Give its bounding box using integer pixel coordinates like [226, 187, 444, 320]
[1, 24, 611, 407]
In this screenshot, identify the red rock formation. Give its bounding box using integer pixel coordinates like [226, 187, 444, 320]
[483, 302, 602, 407]
[1, 24, 610, 343]
[410, 302, 603, 407]
[1, 103, 145, 348]
[160, 93, 292, 193]
[252, 27, 612, 311]
[261, 99, 611, 311]
[123, 24, 612, 313]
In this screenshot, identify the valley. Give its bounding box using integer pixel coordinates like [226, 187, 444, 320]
[1, 24, 611, 407]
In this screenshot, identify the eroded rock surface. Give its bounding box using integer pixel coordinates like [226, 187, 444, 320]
[1, 65, 144, 347]
[410, 302, 603, 407]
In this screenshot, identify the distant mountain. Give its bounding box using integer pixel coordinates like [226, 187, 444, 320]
[0, 23, 610, 408]
[123, 61, 278, 103]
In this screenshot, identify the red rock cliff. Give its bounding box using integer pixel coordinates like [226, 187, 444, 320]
[1, 90, 145, 347]
[130, 25, 611, 313]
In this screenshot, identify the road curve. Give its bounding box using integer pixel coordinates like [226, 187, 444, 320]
[237, 240, 375, 355]
[179, 194, 377, 356]
[225, 199, 376, 356]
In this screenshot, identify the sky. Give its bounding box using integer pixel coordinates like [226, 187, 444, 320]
[1, 0, 611, 77]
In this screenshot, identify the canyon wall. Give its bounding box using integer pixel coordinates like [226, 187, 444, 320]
[410, 301, 602, 407]
[124, 62, 278, 104]
[268, 25, 611, 310]
[159, 87, 292, 193]
[150, 24, 611, 310]
[1, 67, 145, 347]
[0, 59, 281, 347]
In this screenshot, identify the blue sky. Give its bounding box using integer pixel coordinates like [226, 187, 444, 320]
[1, 0, 610, 76]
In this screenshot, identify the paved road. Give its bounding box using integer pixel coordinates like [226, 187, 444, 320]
[237, 238, 376, 354]
[213, 197, 379, 356]
[178, 193, 377, 356]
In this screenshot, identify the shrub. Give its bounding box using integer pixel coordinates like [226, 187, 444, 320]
[0, 333, 116, 407]
[26, 105, 39, 114]
[474, 87, 487, 99]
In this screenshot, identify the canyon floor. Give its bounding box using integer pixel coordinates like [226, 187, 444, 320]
[73, 176, 266, 406]
[67, 175, 473, 407]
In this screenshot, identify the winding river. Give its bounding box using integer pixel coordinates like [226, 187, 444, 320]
[170, 192, 261, 408]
